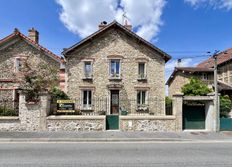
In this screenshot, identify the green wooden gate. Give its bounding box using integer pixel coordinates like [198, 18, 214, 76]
[220, 118, 232, 131]
[106, 115, 119, 130]
[183, 105, 205, 130]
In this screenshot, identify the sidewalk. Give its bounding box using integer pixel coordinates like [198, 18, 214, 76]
[0, 131, 232, 142]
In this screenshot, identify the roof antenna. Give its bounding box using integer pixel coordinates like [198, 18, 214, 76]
[122, 12, 130, 25]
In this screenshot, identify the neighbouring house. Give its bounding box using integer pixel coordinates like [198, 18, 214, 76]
[0, 28, 61, 104]
[167, 67, 214, 97]
[63, 21, 171, 117]
[167, 48, 232, 97]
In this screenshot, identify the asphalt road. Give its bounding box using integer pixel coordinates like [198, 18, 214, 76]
[0, 142, 232, 167]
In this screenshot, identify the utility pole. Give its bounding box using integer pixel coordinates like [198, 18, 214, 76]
[213, 50, 220, 132]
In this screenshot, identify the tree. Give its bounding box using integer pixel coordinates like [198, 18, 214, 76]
[18, 57, 59, 101]
[181, 77, 213, 96]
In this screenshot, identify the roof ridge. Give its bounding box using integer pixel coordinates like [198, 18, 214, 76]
[0, 28, 61, 63]
[62, 21, 171, 62]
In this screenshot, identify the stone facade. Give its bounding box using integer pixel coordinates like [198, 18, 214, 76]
[218, 61, 232, 85]
[0, 31, 60, 101]
[65, 27, 167, 115]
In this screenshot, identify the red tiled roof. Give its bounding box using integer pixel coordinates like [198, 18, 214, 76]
[0, 29, 61, 63]
[197, 48, 232, 68]
[166, 67, 213, 85]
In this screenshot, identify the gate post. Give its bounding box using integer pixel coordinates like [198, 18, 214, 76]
[39, 92, 51, 131]
[173, 93, 183, 131]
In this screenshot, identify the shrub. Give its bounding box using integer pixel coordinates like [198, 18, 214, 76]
[181, 77, 212, 96]
[220, 95, 232, 118]
[0, 106, 17, 116]
[51, 87, 69, 100]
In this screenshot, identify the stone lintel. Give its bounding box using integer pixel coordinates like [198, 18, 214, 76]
[183, 96, 214, 101]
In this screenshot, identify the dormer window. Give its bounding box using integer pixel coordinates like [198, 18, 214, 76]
[110, 59, 120, 79]
[15, 58, 22, 72]
[84, 61, 93, 79]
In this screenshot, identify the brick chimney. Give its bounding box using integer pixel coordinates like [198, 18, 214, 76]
[99, 21, 107, 30]
[28, 28, 39, 43]
[124, 20, 132, 31]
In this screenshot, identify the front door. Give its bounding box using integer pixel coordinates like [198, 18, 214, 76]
[106, 90, 119, 130]
[110, 90, 119, 115]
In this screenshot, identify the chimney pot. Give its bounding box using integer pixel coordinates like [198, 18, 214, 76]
[28, 28, 39, 43]
[98, 21, 107, 30]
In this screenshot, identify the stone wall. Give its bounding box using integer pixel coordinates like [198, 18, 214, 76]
[66, 28, 166, 115]
[47, 116, 105, 131]
[0, 92, 50, 132]
[120, 116, 176, 131]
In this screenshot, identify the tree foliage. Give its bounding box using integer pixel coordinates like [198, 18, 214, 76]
[220, 95, 231, 118]
[181, 77, 213, 96]
[19, 57, 59, 101]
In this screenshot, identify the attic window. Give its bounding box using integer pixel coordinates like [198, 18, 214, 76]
[15, 58, 23, 72]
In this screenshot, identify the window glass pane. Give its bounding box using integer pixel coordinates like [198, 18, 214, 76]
[84, 62, 92, 76]
[142, 91, 146, 104]
[88, 91, 92, 105]
[137, 91, 140, 104]
[83, 91, 87, 105]
[116, 61, 120, 74]
[111, 61, 115, 74]
[16, 59, 22, 72]
[139, 63, 145, 75]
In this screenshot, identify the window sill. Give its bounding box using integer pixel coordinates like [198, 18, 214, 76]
[109, 77, 122, 81]
[82, 77, 93, 81]
[137, 78, 147, 81]
[80, 108, 93, 111]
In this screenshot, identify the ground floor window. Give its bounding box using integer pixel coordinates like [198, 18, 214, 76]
[137, 90, 148, 110]
[82, 90, 92, 110]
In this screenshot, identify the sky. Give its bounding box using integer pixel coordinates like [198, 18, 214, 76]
[1, 0, 232, 82]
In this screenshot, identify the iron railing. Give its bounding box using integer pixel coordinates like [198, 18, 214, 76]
[50, 98, 167, 116]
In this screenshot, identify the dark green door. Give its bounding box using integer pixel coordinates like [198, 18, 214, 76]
[183, 105, 205, 130]
[106, 115, 119, 130]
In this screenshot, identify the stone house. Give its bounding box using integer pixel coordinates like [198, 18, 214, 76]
[0, 28, 61, 103]
[167, 48, 232, 97]
[63, 21, 171, 116]
[167, 67, 214, 97]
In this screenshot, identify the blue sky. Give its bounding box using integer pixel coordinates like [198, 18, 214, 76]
[0, 0, 232, 80]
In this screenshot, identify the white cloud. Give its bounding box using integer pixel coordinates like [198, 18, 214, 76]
[56, 0, 166, 41]
[185, 0, 232, 9]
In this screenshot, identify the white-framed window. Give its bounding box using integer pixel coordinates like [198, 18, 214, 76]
[137, 90, 148, 109]
[82, 90, 92, 110]
[138, 62, 146, 79]
[202, 73, 208, 80]
[110, 59, 120, 78]
[84, 61, 92, 78]
[15, 58, 22, 72]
